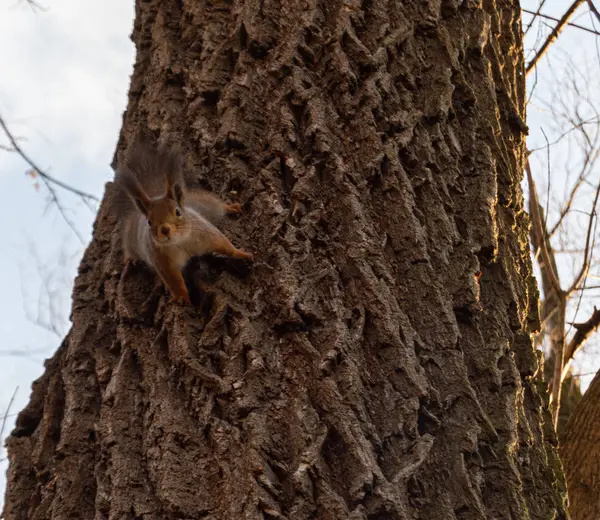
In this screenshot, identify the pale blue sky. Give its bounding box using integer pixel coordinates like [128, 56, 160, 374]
[0, 0, 598, 508]
[0, 0, 135, 503]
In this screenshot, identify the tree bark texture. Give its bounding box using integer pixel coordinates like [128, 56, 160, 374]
[3, 1, 568, 519]
[562, 371, 600, 520]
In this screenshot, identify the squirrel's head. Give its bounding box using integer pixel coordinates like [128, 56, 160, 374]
[115, 142, 191, 245]
[144, 186, 191, 246]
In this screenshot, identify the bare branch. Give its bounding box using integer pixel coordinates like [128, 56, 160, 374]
[526, 158, 563, 299]
[0, 114, 98, 242]
[562, 307, 600, 381]
[40, 175, 86, 245]
[0, 347, 49, 358]
[588, 0, 600, 24]
[548, 170, 587, 238]
[0, 387, 18, 462]
[528, 115, 600, 156]
[17, 0, 46, 12]
[0, 114, 98, 203]
[526, 157, 568, 428]
[566, 179, 600, 295]
[19, 241, 71, 336]
[524, 1, 549, 35]
[569, 371, 599, 378]
[541, 129, 552, 231]
[523, 8, 600, 37]
[526, 0, 586, 76]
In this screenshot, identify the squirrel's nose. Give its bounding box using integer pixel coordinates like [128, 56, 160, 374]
[161, 225, 170, 236]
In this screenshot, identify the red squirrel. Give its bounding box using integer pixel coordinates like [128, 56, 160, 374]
[114, 142, 253, 305]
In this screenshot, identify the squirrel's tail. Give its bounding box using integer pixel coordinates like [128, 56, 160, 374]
[124, 138, 185, 197]
[111, 137, 185, 217]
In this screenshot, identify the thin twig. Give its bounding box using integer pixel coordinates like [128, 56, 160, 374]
[19, 241, 69, 337]
[0, 347, 48, 358]
[20, 0, 46, 11]
[42, 175, 86, 244]
[562, 307, 600, 381]
[524, 1, 549, 35]
[566, 179, 600, 295]
[526, 157, 566, 428]
[566, 208, 598, 338]
[0, 387, 18, 462]
[570, 372, 597, 378]
[0, 114, 97, 243]
[587, 0, 600, 24]
[526, 0, 586, 76]
[548, 172, 588, 238]
[0, 115, 98, 202]
[523, 7, 600, 37]
[526, 159, 563, 298]
[541, 129, 552, 232]
[559, 198, 599, 388]
[529, 116, 600, 154]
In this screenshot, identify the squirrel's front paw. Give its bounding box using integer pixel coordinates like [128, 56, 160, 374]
[168, 294, 192, 306]
[225, 202, 242, 215]
[237, 249, 254, 262]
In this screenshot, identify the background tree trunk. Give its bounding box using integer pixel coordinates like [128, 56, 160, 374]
[561, 371, 600, 520]
[3, 1, 568, 519]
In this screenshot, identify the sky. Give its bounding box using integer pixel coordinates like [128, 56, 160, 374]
[523, 1, 600, 392]
[0, 0, 598, 509]
[0, 0, 135, 505]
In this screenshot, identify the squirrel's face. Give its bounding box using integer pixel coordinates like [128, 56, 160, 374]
[146, 198, 190, 245]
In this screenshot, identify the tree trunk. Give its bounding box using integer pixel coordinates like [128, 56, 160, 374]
[3, 1, 568, 519]
[561, 371, 600, 520]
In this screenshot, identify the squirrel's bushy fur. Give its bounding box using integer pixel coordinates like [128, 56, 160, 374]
[113, 140, 184, 218]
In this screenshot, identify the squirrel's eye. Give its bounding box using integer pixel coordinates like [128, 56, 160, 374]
[175, 208, 181, 217]
[147, 219, 151, 227]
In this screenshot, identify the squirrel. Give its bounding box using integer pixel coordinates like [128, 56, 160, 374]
[114, 141, 253, 305]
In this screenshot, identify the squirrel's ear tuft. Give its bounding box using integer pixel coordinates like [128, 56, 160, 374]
[114, 165, 151, 216]
[163, 148, 185, 195]
[133, 196, 149, 216]
[167, 181, 185, 206]
[173, 182, 184, 206]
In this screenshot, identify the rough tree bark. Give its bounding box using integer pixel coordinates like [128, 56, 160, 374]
[3, 1, 568, 519]
[561, 371, 600, 520]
